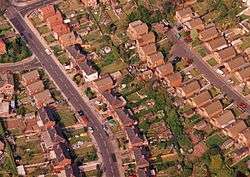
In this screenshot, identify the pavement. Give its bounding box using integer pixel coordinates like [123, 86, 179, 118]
[16, 0, 58, 15]
[167, 28, 250, 114]
[0, 56, 41, 72]
[5, 6, 121, 177]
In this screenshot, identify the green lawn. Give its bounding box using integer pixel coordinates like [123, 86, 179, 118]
[30, 16, 44, 27]
[51, 45, 64, 56]
[0, 144, 17, 176]
[75, 145, 98, 163]
[58, 53, 71, 65]
[0, 37, 32, 63]
[207, 58, 218, 67]
[37, 25, 50, 34]
[44, 34, 56, 43]
[206, 133, 227, 148]
[100, 59, 127, 74]
[66, 128, 91, 145]
[16, 138, 45, 164]
[57, 105, 77, 127]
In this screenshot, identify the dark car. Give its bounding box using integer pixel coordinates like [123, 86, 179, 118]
[78, 110, 84, 116]
[111, 153, 117, 162]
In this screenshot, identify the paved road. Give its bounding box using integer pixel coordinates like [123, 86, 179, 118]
[16, 0, 58, 15]
[6, 6, 120, 177]
[167, 28, 250, 114]
[0, 57, 40, 72]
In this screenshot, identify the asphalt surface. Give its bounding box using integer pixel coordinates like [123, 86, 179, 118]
[17, 0, 58, 15]
[0, 58, 41, 72]
[167, 28, 250, 114]
[6, 6, 120, 177]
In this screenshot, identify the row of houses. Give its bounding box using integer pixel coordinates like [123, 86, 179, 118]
[22, 70, 54, 108]
[101, 91, 150, 176]
[38, 5, 80, 47]
[175, 5, 250, 158]
[127, 20, 183, 88]
[176, 6, 250, 83]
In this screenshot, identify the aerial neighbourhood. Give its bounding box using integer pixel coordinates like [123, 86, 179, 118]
[0, 0, 250, 177]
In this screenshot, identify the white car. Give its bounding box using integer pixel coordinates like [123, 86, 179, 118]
[215, 69, 224, 76]
[45, 49, 52, 55]
[88, 127, 94, 133]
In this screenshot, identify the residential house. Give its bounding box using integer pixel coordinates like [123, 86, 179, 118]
[4, 117, 24, 130]
[94, 76, 114, 92]
[140, 70, 153, 81]
[0, 102, 9, 117]
[52, 143, 71, 173]
[175, 7, 194, 23]
[187, 90, 212, 108]
[198, 27, 219, 42]
[22, 113, 40, 134]
[38, 5, 56, 21]
[53, 24, 70, 39]
[33, 90, 53, 108]
[133, 147, 149, 169]
[210, 110, 236, 129]
[185, 17, 204, 31]
[164, 72, 182, 87]
[115, 108, 134, 127]
[103, 92, 126, 109]
[198, 100, 223, 118]
[235, 66, 250, 82]
[81, 0, 97, 7]
[66, 45, 86, 63]
[41, 127, 65, 150]
[37, 107, 56, 129]
[21, 70, 40, 86]
[26, 80, 44, 96]
[146, 52, 165, 69]
[125, 126, 144, 147]
[79, 61, 98, 82]
[46, 12, 63, 30]
[137, 43, 157, 62]
[223, 120, 247, 139]
[224, 56, 246, 72]
[0, 73, 14, 96]
[127, 20, 148, 40]
[59, 32, 79, 47]
[136, 32, 155, 47]
[155, 62, 174, 79]
[205, 36, 228, 51]
[238, 128, 250, 147]
[0, 39, 6, 55]
[177, 80, 201, 98]
[214, 46, 237, 64]
[58, 164, 79, 177]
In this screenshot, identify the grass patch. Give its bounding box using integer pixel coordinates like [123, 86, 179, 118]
[57, 105, 77, 127]
[0, 37, 32, 63]
[37, 25, 50, 34]
[30, 16, 43, 27]
[207, 58, 218, 67]
[58, 53, 70, 65]
[16, 137, 45, 164]
[195, 45, 207, 57]
[44, 34, 56, 43]
[206, 133, 226, 148]
[100, 59, 127, 74]
[65, 128, 91, 145]
[74, 145, 98, 163]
